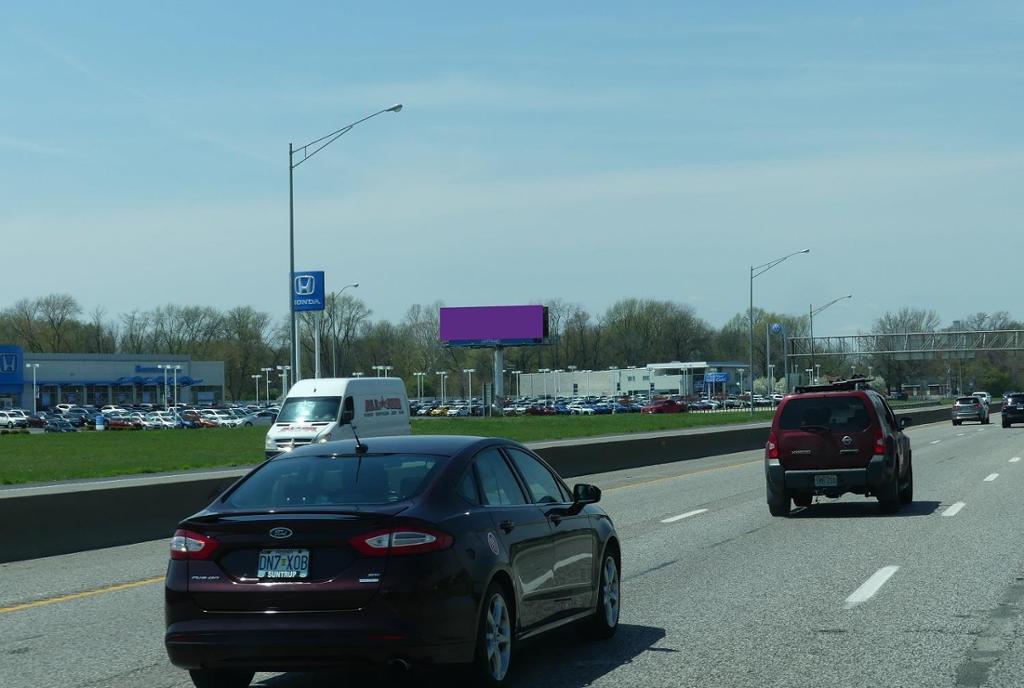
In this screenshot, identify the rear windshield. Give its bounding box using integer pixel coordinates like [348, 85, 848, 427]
[956, 397, 980, 404]
[778, 396, 873, 432]
[1006, 395, 1024, 403]
[225, 454, 446, 507]
[276, 396, 341, 423]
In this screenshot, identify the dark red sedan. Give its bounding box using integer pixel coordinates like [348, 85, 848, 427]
[165, 435, 621, 687]
[640, 399, 688, 414]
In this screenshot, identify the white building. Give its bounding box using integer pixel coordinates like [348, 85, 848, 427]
[515, 361, 751, 399]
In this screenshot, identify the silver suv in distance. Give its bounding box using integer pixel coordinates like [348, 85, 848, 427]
[952, 396, 989, 425]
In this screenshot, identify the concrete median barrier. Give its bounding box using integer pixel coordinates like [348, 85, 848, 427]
[1, 404, 957, 563]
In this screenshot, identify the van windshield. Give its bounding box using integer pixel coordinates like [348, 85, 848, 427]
[276, 397, 342, 423]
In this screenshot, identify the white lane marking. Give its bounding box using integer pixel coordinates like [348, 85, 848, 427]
[956, 433, 966, 437]
[1011, 457, 1021, 463]
[661, 509, 708, 523]
[984, 473, 999, 482]
[930, 440, 942, 445]
[942, 502, 966, 517]
[844, 566, 900, 610]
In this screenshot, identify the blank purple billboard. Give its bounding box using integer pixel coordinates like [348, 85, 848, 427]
[440, 305, 547, 344]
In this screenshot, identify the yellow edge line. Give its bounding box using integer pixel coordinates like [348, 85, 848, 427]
[604, 458, 762, 492]
[0, 575, 164, 615]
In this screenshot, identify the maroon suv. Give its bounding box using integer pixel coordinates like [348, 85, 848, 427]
[764, 379, 914, 516]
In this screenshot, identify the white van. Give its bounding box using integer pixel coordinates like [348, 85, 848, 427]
[264, 377, 410, 458]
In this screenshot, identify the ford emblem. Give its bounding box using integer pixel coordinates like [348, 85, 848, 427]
[269, 527, 293, 539]
[841, 436, 853, 447]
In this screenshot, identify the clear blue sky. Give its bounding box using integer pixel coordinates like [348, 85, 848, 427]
[3, 2, 1022, 335]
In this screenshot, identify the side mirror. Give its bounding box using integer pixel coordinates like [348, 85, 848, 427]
[340, 407, 355, 425]
[573, 483, 602, 505]
[899, 417, 912, 429]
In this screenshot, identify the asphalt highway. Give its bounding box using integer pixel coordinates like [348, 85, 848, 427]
[4, 415, 1024, 687]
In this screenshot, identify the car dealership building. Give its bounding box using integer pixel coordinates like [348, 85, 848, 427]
[516, 361, 751, 399]
[0, 344, 225, 410]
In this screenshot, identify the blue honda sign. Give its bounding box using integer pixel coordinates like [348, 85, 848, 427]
[0, 344, 24, 388]
[292, 271, 326, 312]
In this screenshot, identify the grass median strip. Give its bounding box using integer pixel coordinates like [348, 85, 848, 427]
[0, 411, 774, 486]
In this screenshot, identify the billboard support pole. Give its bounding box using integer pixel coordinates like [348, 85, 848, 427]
[314, 311, 321, 378]
[493, 346, 504, 410]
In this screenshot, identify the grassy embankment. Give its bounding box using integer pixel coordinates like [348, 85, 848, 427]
[0, 411, 776, 485]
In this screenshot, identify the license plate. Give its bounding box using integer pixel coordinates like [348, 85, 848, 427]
[814, 474, 838, 488]
[257, 549, 310, 579]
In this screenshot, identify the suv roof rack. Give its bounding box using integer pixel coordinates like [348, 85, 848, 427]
[793, 376, 874, 394]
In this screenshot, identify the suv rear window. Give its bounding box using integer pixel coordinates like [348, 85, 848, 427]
[1006, 394, 1024, 404]
[778, 396, 873, 432]
[956, 397, 979, 404]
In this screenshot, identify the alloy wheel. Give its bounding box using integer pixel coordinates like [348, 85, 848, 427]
[485, 592, 512, 681]
[603, 556, 620, 628]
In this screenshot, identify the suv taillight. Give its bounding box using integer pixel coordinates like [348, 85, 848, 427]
[766, 429, 779, 460]
[170, 529, 219, 560]
[873, 430, 886, 456]
[349, 526, 454, 557]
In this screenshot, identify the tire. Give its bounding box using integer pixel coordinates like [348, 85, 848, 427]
[953, 420, 961, 426]
[470, 582, 514, 686]
[877, 465, 901, 513]
[244, 422, 253, 427]
[767, 483, 791, 517]
[899, 462, 914, 505]
[793, 494, 813, 508]
[188, 669, 254, 688]
[579, 551, 620, 640]
[984, 416, 991, 425]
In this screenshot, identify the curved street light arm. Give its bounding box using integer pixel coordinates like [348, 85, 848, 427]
[291, 105, 403, 169]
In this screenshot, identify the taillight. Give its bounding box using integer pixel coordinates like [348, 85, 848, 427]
[873, 431, 886, 456]
[169, 529, 219, 560]
[766, 430, 779, 460]
[349, 526, 454, 557]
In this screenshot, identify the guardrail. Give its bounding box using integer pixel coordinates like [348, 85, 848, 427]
[1, 404, 958, 563]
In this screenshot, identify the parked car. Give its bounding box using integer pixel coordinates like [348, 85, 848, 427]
[765, 377, 913, 516]
[641, 399, 688, 414]
[0, 410, 28, 429]
[44, 418, 77, 433]
[952, 396, 989, 425]
[240, 410, 277, 427]
[164, 435, 620, 687]
[1002, 393, 1024, 428]
[27, 412, 50, 428]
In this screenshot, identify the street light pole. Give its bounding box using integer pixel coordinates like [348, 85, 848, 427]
[25, 363, 39, 414]
[276, 365, 291, 397]
[158, 364, 169, 409]
[330, 283, 359, 377]
[289, 105, 402, 383]
[172, 365, 181, 409]
[261, 367, 273, 405]
[749, 249, 810, 417]
[809, 294, 853, 376]
[251, 374, 262, 405]
[463, 369, 476, 415]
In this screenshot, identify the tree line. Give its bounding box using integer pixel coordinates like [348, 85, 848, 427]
[1, 295, 1021, 400]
